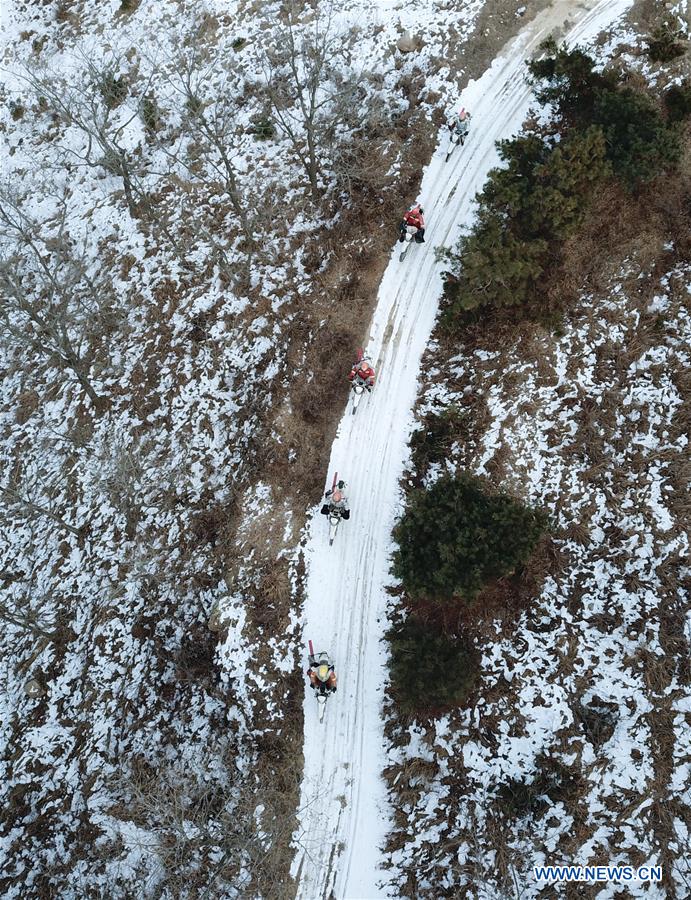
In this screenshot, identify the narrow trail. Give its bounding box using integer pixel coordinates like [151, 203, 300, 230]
[291, 1, 632, 897]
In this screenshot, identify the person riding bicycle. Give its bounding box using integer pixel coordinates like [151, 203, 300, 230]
[399, 204, 425, 244]
[348, 357, 376, 391]
[321, 480, 350, 519]
[307, 652, 338, 693]
[448, 106, 471, 141]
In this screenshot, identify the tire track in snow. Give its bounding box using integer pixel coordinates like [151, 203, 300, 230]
[291, 1, 632, 897]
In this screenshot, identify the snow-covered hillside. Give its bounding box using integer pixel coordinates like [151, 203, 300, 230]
[287, 0, 691, 896]
[1, 0, 687, 896]
[0, 0, 540, 894]
[379, 10, 691, 898]
[385, 260, 690, 898]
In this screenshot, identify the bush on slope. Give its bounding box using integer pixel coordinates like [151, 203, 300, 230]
[442, 127, 610, 316]
[442, 42, 684, 323]
[392, 474, 547, 603]
[386, 616, 478, 713]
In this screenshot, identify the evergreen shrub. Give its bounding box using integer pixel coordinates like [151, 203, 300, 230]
[387, 616, 478, 713]
[646, 19, 687, 62]
[392, 474, 547, 602]
[664, 80, 691, 123]
[592, 88, 681, 187]
[528, 42, 682, 188]
[141, 95, 160, 134]
[442, 127, 609, 317]
[526, 38, 616, 125]
[98, 70, 128, 109]
[442, 41, 686, 326]
[249, 115, 275, 140]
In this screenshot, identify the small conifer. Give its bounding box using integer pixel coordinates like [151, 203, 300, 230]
[387, 616, 479, 713]
[392, 474, 547, 602]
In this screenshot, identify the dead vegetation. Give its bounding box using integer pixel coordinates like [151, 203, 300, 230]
[383, 62, 691, 897]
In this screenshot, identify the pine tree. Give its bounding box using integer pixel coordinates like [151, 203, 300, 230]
[527, 39, 617, 125]
[593, 88, 682, 187]
[386, 616, 478, 713]
[392, 474, 547, 603]
[442, 41, 684, 330]
[442, 128, 609, 320]
[646, 18, 687, 63]
[665, 80, 691, 123]
[527, 126, 610, 238]
[527, 42, 682, 188]
[444, 215, 547, 313]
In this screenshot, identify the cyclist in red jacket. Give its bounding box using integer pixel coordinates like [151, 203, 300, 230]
[348, 357, 376, 391]
[399, 204, 425, 244]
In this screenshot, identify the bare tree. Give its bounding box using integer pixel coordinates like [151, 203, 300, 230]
[258, 2, 372, 202]
[0, 467, 83, 538]
[20, 56, 151, 218]
[94, 439, 145, 540]
[0, 567, 60, 640]
[0, 189, 120, 407]
[142, 180, 247, 285]
[116, 755, 301, 898]
[169, 51, 255, 247]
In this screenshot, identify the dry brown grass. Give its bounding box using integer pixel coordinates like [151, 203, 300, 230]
[258, 111, 438, 511]
[383, 93, 691, 895]
[557, 161, 691, 306]
[384, 756, 440, 805]
[14, 389, 40, 426]
[562, 519, 591, 546]
[247, 558, 294, 633]
[391, 534, 556, 656]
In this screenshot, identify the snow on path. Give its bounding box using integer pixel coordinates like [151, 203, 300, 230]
[291, 1, 633, 897]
